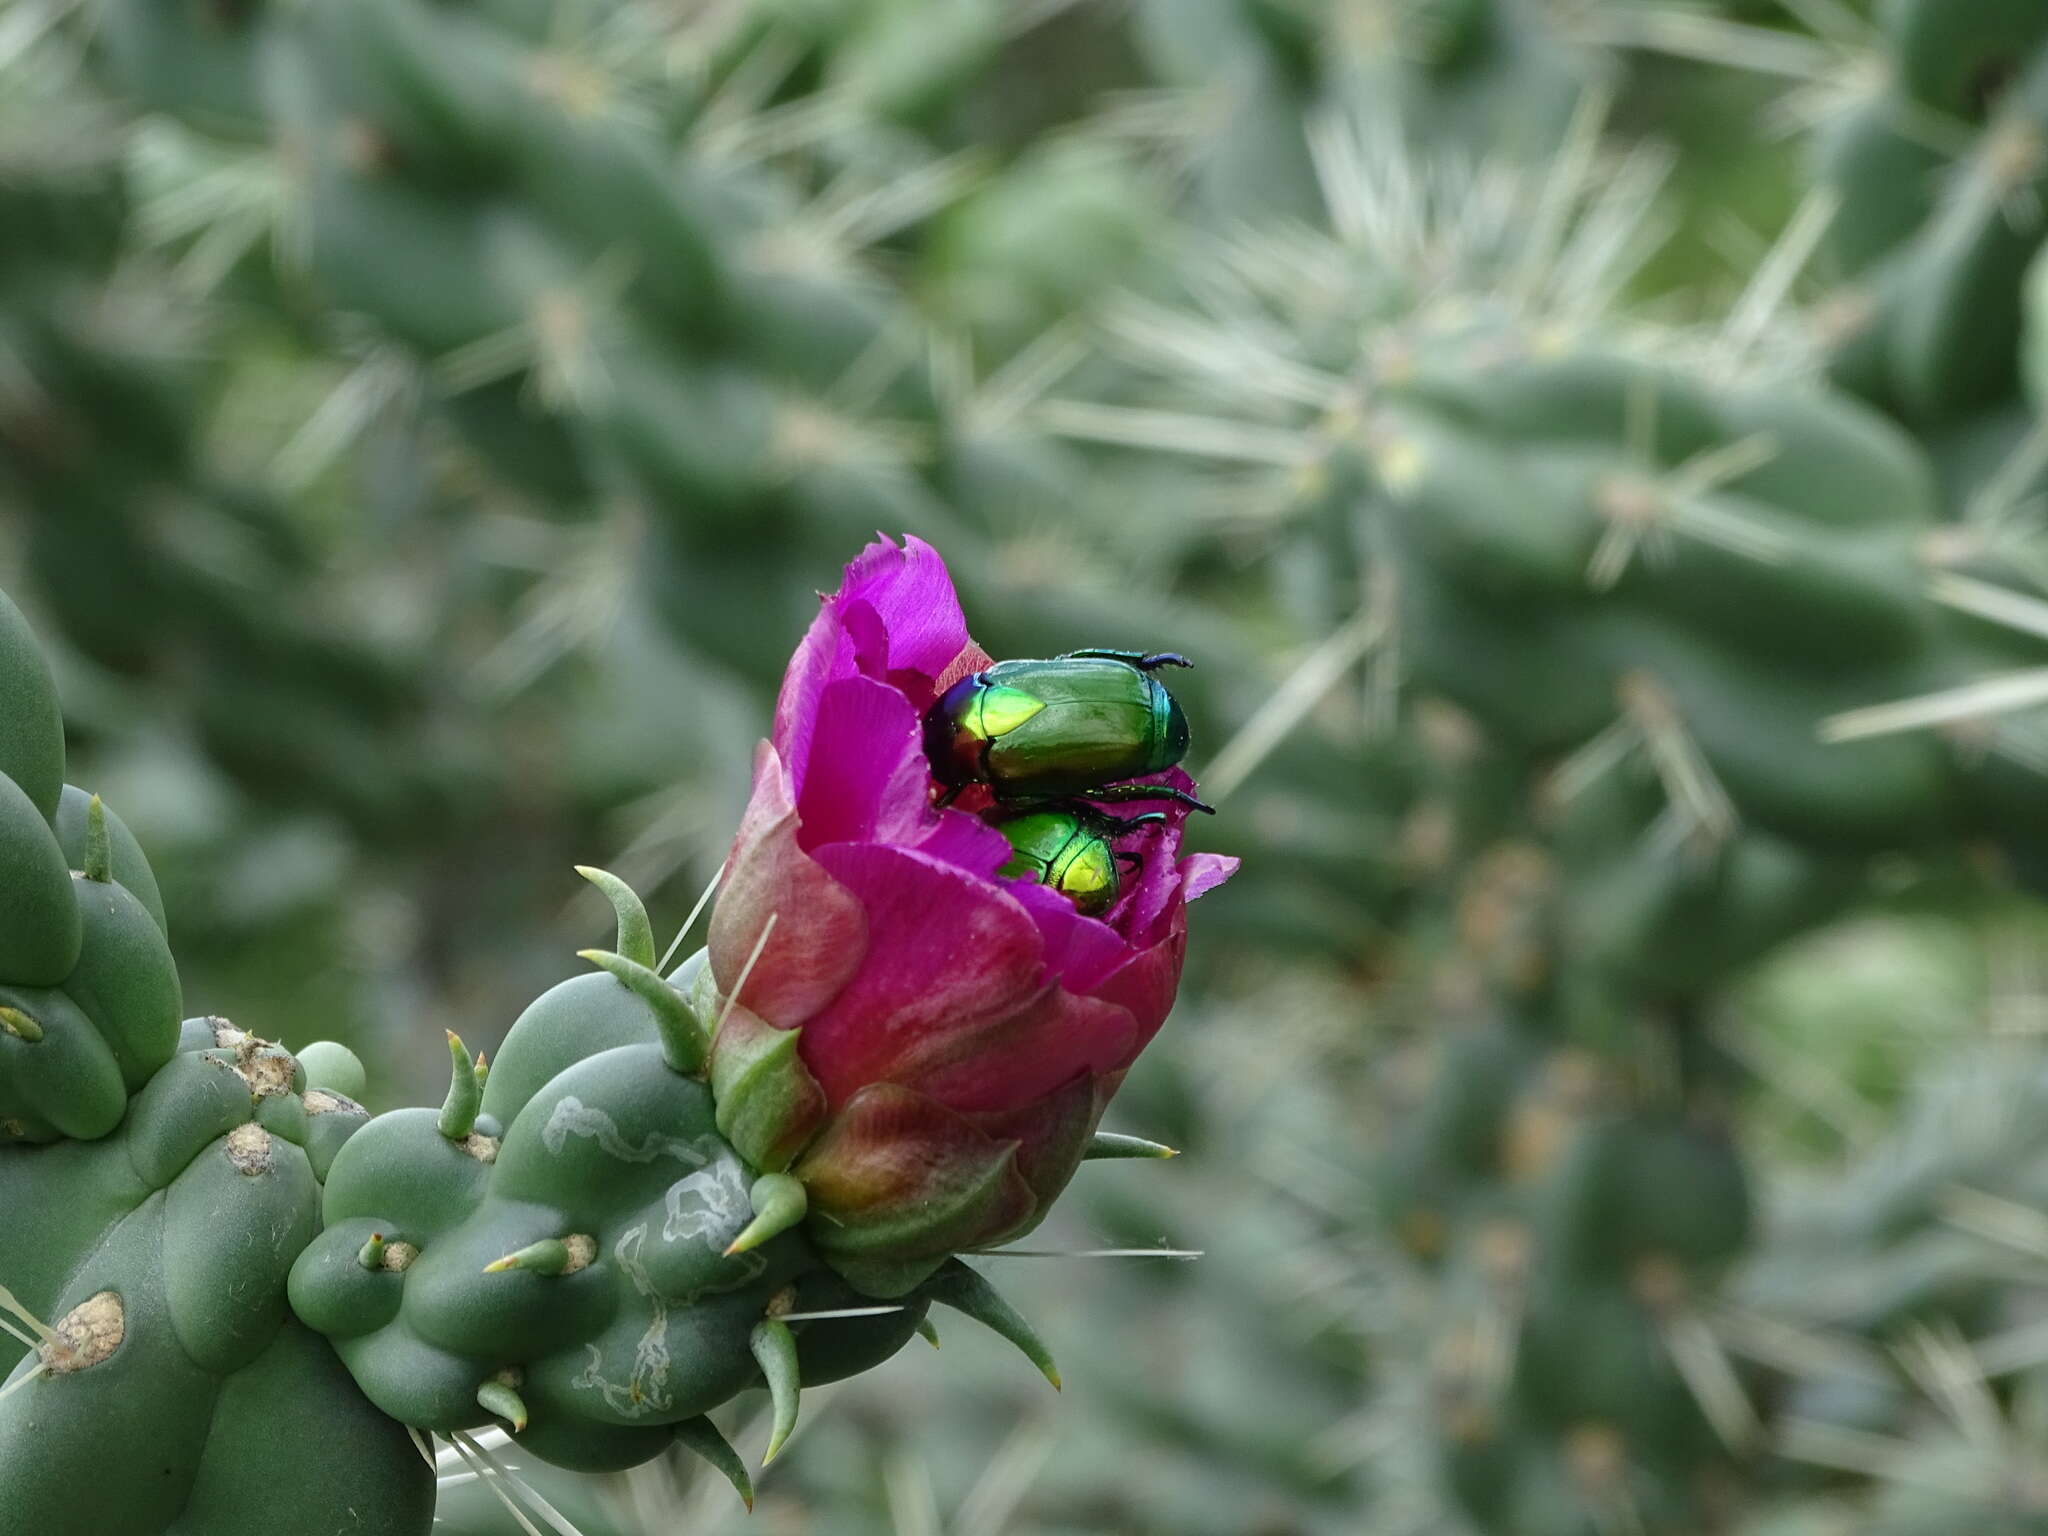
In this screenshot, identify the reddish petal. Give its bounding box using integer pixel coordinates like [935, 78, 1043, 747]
[796, 1082, 1038, 1261]
[905, 983, 1138, 1115]
[798, 843, 1049, 1104]
[708, 744, 869, 1028]
[1088, 905, 1188, 1051]
[963, 1073, 1106, 1221]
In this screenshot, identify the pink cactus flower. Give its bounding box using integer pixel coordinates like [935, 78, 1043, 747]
[700, 535, 1234, 1292]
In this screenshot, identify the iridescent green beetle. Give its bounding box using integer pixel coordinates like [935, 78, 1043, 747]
[924, 649, 1209, 811]
[993, 805, 1167, 916]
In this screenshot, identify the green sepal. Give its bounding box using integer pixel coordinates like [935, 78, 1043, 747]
[476, 1377, 529, 1433]
[709, 1002, 826, 1172]
[726, 1172, 808, 1257]
[438, 1031, 482, 1141]
[576, 948, 708, 1075]
[674, 1416, 754, 1509]
[916, 1316, 941, 1347]
[749, 1316, 801, 1464]
[1082, 1131, 1179, 1160]
[575, 865, 656, 969]
[0, 1007, 43, 1043]
[924, 1258, 1060, 1389]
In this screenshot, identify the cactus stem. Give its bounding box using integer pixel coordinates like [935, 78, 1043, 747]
[916, 1316, 940, 1348]
[483, 1235, 596, 1275]
[1082, 1132, 1179, 1160]
[575, 865, 657, 970]
[749, 1317, 802, 1464]
[725, 1172, 808, 1256]
[656, 860, 725, 975]
[675, 1416, 754, 1510]
[82, 794, 111, 882]
[576, 949, 709, 1076]
[358, 1233, 388, 1270]
[925, 1259, 1060, 1390]
[473, 1051, 490, 1091]
[439, 1031, 482, 1140]
[476, 1377, 529, 1433]
[0, 1007, 43, 1044]
[715, 912, 779, 1041]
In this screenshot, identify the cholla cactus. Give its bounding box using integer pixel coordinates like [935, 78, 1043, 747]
[0, 537, 1232, 1530]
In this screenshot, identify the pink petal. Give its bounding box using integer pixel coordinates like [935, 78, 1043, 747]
[798, 842, 1049, 1105]
[708, 743, 869, 1028]
[1179, 852, 1240, 902]
[837, 534, 974, 690]
[906, 982, 1138, 1115]
[771, 601, 859, 800]
[1088, 905, 1188, 1050]
[1009, 877, 1133, 993]
[793, 678, 933, 850]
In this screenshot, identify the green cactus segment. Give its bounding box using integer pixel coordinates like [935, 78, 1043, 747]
[1350, 343, 2044, 854]
[1816, 1, 2048, 424]
[0, 587, 181, 1146]
[294, 1041, 814, 1455]
[0, 1021, 430, 1536]
[0, 590, 66, 823]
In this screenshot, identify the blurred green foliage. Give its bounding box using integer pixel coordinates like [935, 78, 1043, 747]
[11, 0, 2048, 1530]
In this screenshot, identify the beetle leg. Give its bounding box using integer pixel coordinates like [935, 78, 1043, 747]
[1085, 784, 1215, 814]
[1057, 648, 1193, 671]
[1114, 851, 1146, 870]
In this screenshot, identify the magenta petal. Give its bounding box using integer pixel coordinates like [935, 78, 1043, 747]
[799, 843, 1051, 1105]
[772, 601, 857, 799]
[836, 534, 975, 687]
[911, 805, 1015, 876]
[708, 744, 869, 1028]
[794, 677, 932, 850]
[1009, 877, 1133, 993]
[1089, 909, 1188, 1050]
[1179, 852, 1240, 903]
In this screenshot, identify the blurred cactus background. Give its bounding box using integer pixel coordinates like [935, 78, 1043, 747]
[11, 0, 2048, 1530]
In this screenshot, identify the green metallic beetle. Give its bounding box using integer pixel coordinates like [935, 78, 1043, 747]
[924, 649, 1210, 811]
[992, 805, 1167, 917]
